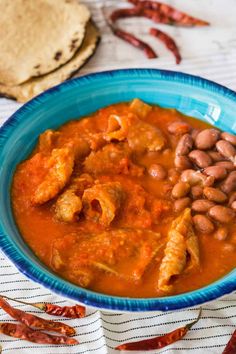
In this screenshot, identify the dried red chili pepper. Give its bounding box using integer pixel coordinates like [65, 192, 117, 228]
[222, 330, 236, 354]
[142, 8, 173, 25]
[42, 303, 85, 318]
[0, 297, 75, 336]
[150, 27, 181, 64]
[127, 0, 209, 26]
[110, 7, 143, 22]
[128, 0, 159, 10]
[111, 27, 157, 59]
[115, 308, 202, 351]
[110, 6, 171, 26]
[0, 295, 85, 318]
[0, 323, 78, 345]
[104, 5, 157, 59]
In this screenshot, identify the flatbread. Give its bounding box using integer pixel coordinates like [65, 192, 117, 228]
[0, 23, 100, 102]
[0, 0, 90, 86]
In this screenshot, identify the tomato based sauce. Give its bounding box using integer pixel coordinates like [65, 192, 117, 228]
[11, 100, 236, 297]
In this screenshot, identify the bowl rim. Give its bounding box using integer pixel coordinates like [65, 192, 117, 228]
[0, 68, 236, 312]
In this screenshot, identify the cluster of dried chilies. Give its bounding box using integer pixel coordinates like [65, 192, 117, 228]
[0, 296, 85, 348]
[0, 297, 234, 352]
[107, 0, 209, 63]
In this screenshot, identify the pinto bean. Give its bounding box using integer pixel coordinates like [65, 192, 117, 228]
[229, 192, 236, 206]
[195, 129, 220, 150]
[174, 155, 192, 170]
[221, 171, 236, 194]
[203, 187, 227, 203]
[175, 134, 193, 156]
[192, 199, 215, 213]
[168, 121, 191, 136]
[203, 166, 227, 180]
[207, 151, 223, 162]
[209, 205, 235, 223]
[191, 185, 203, 199]
[221, 132, 236, 146]
[231, 201, 236, 211]
[215, 161, 235, 171]
[173, 197, 191, 213]
[181, 169, 214, 187]
[181, 169, 200, 185]
[168, 168, 180, 184]
[193, 214, 214, 234]
[189, 150, 212, 168]
[191, 128, 200, 140]
[214, 226, 228, 241]
[216, 140, 236, 160]
[172, 182, 190, 199]
[148, 164, 167, 180]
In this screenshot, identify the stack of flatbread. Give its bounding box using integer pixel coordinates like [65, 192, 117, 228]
[0, 0, 100, 102]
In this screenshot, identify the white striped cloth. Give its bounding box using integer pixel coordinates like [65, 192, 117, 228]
[0, 0, 236, 353]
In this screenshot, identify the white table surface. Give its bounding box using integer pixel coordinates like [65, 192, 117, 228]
[0, 1, 236, 353]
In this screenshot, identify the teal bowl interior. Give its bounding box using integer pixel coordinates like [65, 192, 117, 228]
[0, 69, 236, 312]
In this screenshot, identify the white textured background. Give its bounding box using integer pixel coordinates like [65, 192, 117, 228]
[0, 1, 236, 353]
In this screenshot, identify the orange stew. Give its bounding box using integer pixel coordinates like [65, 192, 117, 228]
[11, 99, 236, 298]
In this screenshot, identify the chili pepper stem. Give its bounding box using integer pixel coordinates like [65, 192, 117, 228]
[185, 307, 202, 330]
[0, 295, 39, 309]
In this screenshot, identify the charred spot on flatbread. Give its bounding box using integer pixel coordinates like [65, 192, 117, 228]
[54, 51, 62, 61]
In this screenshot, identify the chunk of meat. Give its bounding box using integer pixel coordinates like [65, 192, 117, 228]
[58, 228, 162, 282]
[158, 229, 186, 293]
[54, 190, 82, 223]
[131, 240, 164, 281]
[87, 133, 107, 151]
[120, 179, 172, 228]
[50, 233, 76, 272]
[103, 114, 130, 142]
[173, 208, 200, 270]
[50, 234, 93, 288]
[83, 143, 144, 177]
[121, 183, 152, 228]
[186, 228, 200, 270]
[103, 110, 165, 153]
[158, 208, 199, 292]
[129, 98, 152, 119]
[82, 182, 124, 227]
[39, 129, 60, 153]
[32, 147, 74, 205]
[15, 152, 49, 197]
[54, 174, 94, 222]
[66, 138, 91, 160]
[127, 119, 166, 153]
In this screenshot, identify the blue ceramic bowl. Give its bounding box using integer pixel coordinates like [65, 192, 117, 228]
[0, 69, 236, 312]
